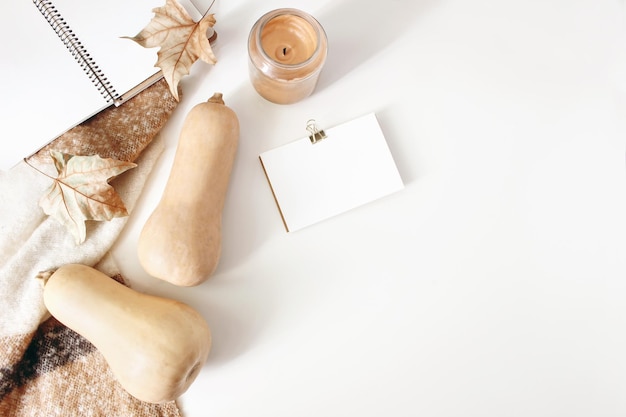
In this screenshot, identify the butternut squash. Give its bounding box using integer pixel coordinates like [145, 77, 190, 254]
[138, 92, 239, 286]
[38, 263, 211, 404]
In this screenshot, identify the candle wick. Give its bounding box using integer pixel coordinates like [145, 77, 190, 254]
[282, 47, 287, 56]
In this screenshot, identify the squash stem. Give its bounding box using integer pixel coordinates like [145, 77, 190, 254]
[35, 270, 55, 287]
[208, 92, 224, 105]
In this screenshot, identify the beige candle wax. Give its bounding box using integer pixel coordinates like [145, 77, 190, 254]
[248, 9, 328, 104]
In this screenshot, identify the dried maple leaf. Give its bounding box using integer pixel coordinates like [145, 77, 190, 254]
[124, 0, 217, 101]
[38, 151, 137, 245]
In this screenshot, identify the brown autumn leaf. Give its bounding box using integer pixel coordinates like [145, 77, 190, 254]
[124, 0, 217, 101]
[38, 151, 137, 245]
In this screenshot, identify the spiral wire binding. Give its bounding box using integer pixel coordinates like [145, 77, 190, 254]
[33, 0, 119, 103]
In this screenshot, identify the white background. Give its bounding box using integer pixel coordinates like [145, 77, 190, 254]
[111, 0, 626, 415]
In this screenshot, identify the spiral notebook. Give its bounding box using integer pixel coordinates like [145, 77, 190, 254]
[0, 0, 204, 170]
[259, 113, 404, 232]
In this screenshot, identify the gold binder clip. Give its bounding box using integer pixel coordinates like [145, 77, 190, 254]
[306, 119, 327, 144]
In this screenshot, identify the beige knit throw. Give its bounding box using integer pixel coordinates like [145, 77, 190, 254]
[0, 78, 182, 416]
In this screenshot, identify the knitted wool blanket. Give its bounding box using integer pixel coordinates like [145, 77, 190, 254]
[0, 79, 182, 416]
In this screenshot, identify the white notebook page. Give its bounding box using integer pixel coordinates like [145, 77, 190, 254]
[0, 0, 202, 171]
[1, 0, 107, 170]
[259, 113, 404, 232]
[51, 0, 162, 102]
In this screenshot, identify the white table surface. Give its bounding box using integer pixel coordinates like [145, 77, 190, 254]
[111, 0, 626, 415]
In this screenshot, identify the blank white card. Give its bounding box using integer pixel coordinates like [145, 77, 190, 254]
[259, 113, 404, 232]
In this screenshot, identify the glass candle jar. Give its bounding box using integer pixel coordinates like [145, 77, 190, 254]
[248, 8, 328, 104]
